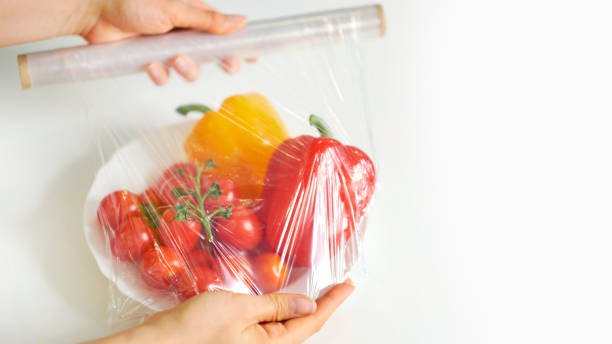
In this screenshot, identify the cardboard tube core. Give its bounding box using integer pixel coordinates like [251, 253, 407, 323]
[18, 55, 31, 90]
[376, 4, 387, 36]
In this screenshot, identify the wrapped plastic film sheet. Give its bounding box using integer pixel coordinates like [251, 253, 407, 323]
[18, 4, 385, 88]
[82, 4, 382, 323]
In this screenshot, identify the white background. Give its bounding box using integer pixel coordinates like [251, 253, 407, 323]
[1, 0, 612, 343]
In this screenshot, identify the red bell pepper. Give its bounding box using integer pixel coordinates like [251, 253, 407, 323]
[261, 115, 376, 267]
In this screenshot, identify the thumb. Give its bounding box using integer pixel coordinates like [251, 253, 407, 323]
[244, 293, 317, 323]
[167, 2, 246, 34]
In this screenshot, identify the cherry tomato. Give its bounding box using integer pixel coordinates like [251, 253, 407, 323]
[251, 252, 288, 293]
[203, 177, 239, 211]
[139, 246, 186, 290]
[97, 190, 142, 232]
[215, 206, 262, 250]
[139, 187, 163, 207]
[158, 209, 202, 253]
[175, 266, 220, 300]
[111, 217, 156, 262]
[186, 248, 214, 268]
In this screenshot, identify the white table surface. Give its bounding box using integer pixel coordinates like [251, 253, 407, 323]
[2, 0, 612, 343]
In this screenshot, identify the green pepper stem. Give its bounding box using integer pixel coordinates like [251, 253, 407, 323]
[309, 114, 334, 138]
[176, 104, 212, 116]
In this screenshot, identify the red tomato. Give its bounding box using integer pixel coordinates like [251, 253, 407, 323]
[97, 190, 142, 232]
[158, 209, 202, 253]
[176, 266, 220, 300]
[139, 187, 163, 207]
[203, 177, 239, 211]
[111, 217, 156, 262]
[215, 206, 262, 250]
[187, 248, 214, 268]
[139, 246, 186, 290]
[252, 253, 289, 293]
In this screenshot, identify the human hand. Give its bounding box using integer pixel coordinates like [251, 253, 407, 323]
[87, 281, 354, 344]
[83, 0, 246, 85]
[0, 0, 246, 85]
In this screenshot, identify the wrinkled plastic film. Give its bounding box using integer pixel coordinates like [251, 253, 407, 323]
[82, 5, 380, 324]
[19, 4, 384, 88]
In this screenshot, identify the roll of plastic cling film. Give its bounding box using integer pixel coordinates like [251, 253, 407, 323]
[17, 4, 385, 89]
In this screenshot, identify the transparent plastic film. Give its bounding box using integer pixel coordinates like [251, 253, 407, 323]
[82, 5, 381, 324]
[18, 4, 385, 89]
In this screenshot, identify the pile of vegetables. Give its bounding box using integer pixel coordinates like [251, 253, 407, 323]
[96, 93, 375, 300]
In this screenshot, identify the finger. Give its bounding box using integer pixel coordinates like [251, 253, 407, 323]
[241, 293, 316, 324]
[146, 61, 170, 85]
[283, 281, 355, 342]
[219, 57, 241, 74]
[170, 54, 201, 81]
[167, 2, 246, 34]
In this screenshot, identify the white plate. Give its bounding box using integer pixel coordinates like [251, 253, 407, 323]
[83, 121, 195, 311]
[83, 121, 351, 312]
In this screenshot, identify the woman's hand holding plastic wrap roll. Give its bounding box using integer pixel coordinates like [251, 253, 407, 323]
[3, 0, 246, 87]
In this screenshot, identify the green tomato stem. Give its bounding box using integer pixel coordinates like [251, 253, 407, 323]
[202, 219, 214, 243]
[173, 161, 231, 243]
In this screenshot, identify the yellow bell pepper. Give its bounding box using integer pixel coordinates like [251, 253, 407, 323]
[179, 93, 289, 199]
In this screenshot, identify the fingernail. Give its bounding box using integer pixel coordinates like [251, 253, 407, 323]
[346, 278, 355, 287]
[147, 64, 159, 78]
[146, 64, 166, 85]
[219, 60, 239, 74]
[291, 297, 317, 316]
[174, 56, 191, 75]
